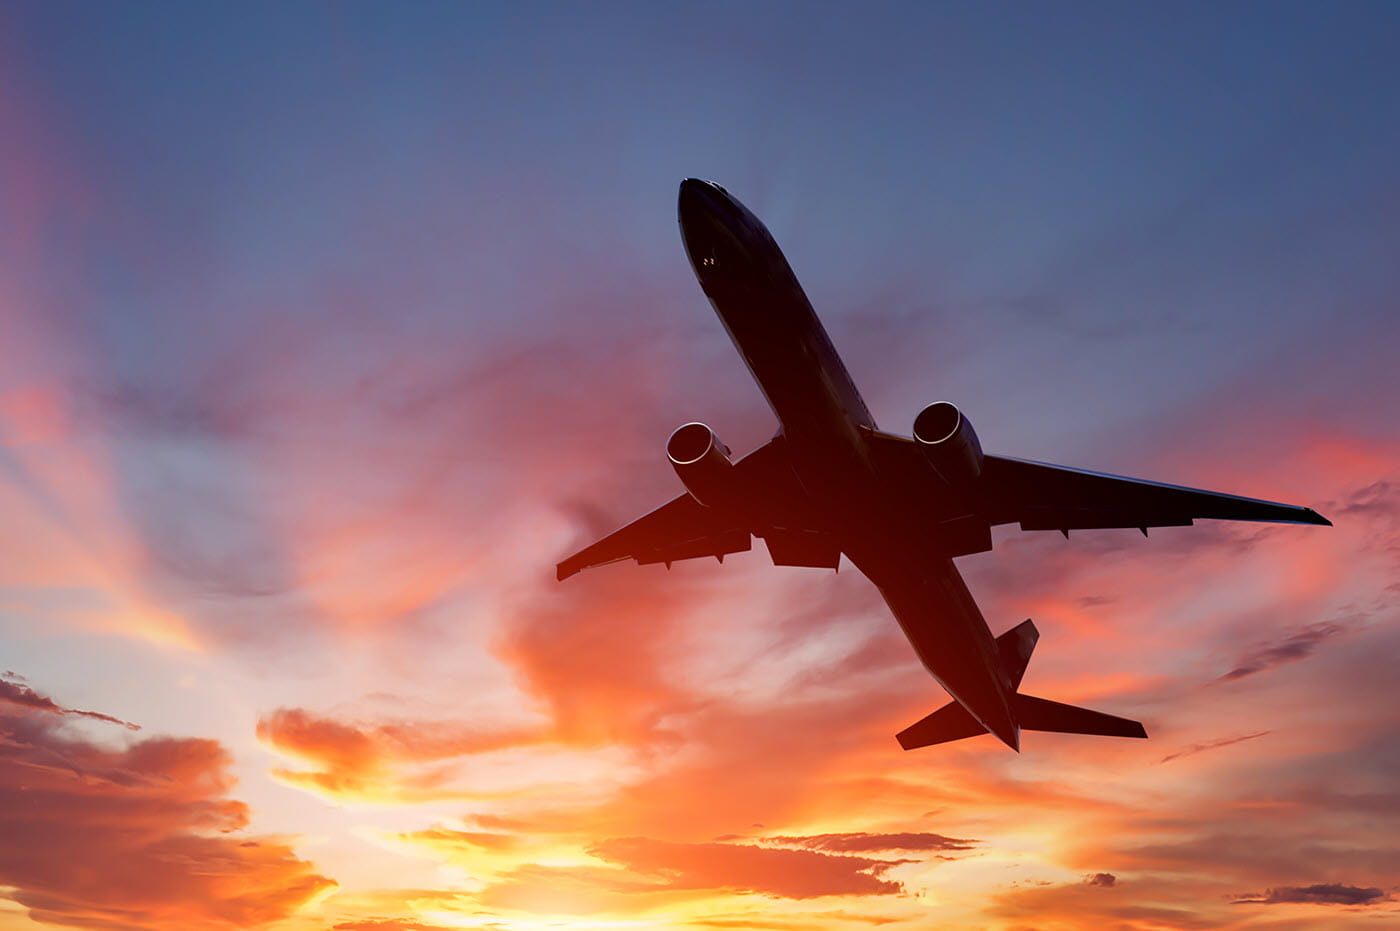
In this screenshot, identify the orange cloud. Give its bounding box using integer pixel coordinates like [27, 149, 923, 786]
[587, 837, 908, 899]
[0, 676, 333, 931]
[256, 708, 535, 803]
[461, 835, 919, 920]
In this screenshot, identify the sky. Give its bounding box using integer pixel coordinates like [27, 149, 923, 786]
[1, 2, 1398, 929]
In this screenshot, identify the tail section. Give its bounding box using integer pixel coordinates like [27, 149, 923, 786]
[896, 619, 1147, 751]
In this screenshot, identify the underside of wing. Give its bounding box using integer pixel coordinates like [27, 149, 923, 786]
[981, 455, 1332, 533]
[556, 437, 817, 580]
[556, 492, 751, 580]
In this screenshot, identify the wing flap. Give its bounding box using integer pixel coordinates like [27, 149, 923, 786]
[636, 529, 753, 567]
[762, 528, 841, 569]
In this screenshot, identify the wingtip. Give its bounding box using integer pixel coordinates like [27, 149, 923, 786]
[1308, 509, 1333, 527]
[556, 563, 577, 582]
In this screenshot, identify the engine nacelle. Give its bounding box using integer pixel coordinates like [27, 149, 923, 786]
[913, 401, 984, 484]
[668, 422, 736, 507]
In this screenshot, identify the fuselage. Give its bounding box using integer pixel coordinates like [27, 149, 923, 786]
[676, 179, 1021, 749]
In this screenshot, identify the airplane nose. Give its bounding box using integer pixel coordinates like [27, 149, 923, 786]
[678, 178, 722, 225]
[677, 179, 773, 293]
[678, 179, 736, 281]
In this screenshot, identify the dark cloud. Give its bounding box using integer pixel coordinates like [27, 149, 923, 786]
[1086, 872, 1117, 887]
[0, 675, 139, 730]
[1219, 621, 1350, 681]
[0, 679, 333, 930]
[762, 832, 978, 854]
[1233, 883, 1388, 906]
[1160, 731, 1271, 763]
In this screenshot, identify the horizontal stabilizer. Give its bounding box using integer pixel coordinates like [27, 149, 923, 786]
[896, 699, 984, 750]
[1014, 694, 1146, 739]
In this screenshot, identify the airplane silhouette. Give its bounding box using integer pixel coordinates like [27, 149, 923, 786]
[558, 179, 1331, 752]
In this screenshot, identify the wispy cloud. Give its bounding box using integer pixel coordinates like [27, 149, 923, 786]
[0, 671, 138, 730]
[1219, 622, 1351, 681]
[1233, 883, 1389, 906]
[1160, 731, 1271, 763]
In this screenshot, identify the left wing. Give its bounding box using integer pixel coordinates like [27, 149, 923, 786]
[557, 438, 812, 580]
[980, 455, 1332, 533]
[861, 429, 1330, 533]
[556, 492, 751, 580]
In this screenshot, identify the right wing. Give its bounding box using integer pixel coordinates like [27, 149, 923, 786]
[860, 428, 1330, 534]
[557, 437, 816, 580]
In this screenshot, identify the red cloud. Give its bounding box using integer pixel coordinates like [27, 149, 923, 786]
[0, 677, 333, 930]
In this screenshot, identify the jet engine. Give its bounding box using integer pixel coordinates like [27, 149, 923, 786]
[668, 422, 736, 507]
[913, 401, 984, 484]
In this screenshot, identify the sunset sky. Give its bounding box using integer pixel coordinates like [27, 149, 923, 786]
[3, 3, 1399, 930]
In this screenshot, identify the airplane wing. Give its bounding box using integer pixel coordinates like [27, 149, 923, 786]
[557, 438, 810, 580]
[979, 454, 1332, 533]
[556, 492, 751, 580]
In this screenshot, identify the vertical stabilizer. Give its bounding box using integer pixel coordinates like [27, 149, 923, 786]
[997, 619, 1039, 690]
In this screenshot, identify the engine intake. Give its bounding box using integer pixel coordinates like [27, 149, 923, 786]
[668, 422, 735, 507]
[914, 401, 984, 484]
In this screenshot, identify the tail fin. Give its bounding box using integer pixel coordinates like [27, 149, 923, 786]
[896, 619, 1147, 751]
[996, 618, 1038, 690]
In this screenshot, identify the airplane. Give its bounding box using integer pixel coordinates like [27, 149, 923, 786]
[557, 179, 1332, 752]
